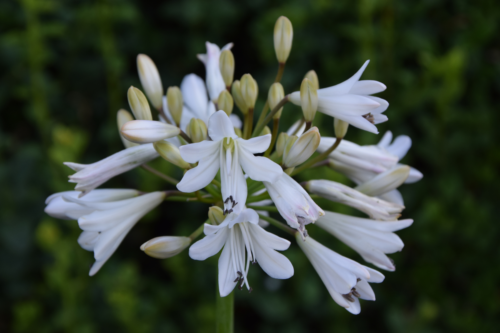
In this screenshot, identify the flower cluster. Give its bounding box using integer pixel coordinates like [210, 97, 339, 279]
[45, 16, 422, 315]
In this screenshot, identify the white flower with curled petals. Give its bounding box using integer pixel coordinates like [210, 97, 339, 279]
[65, 144, 159, 196]
[189, 208, 294, 296]
[197, 42, 233, 102]
[62, 192, 165, 276]
[177, 111, 283, 215]
[264, 173, 324, 237]
[296, 234, 384, 314]
[289, 60, 388, 133]
[316, 211, 413, 271]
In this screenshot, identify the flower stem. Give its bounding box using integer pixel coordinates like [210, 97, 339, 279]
[258, 214, 296, 236]
[243, 108, 254, 139]
[264, 118, 280, 157]
[247, 205, 278, 212]
[216, 282, 234, 333]
[189, 220, 208, 241]
[254, 63, 286, 133]
[291, 138, 342, 176]
[252, 96, 289, 137]
[179, 130, 192, 143]
[141, 164, 179, 185]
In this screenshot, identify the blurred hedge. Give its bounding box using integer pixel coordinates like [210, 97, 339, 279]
[1, 0, 499, 332]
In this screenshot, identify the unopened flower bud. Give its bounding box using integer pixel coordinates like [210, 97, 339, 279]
[208, 206, 225, 225]
[268, 82, 285, 119]
[240, 74, 258, 110]
[260, 126, 271, 136]
[117, 109, 138, 148]
[167, 86, 183, 126]
[137, 54, 163, 110]
[121, 120, 180, 143]
[218, 90, 234, 116]
[140, 236, 191, 259]
[334, 118, 349, 139]
[355, 165, 411, 196]
[304, 70, 319, 90]
[300, 78, 318, 122]
[283, 127, 321, 167]
[231, 80, 248, 115]
[274, 16, 293, 64]
[154, 141, 191, 169]
[282, 135, 298, 164]
[219, 49, 235, 88]
[186, 118, 208, 143]
[128, 86, 153, 120]
[276, 132, 289, 158]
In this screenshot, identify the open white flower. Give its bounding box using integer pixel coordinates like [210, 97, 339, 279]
[177, 111, 282, 215]
[45, 189, 139, 220]
[289, 60, 388, 133]
[264, 173, 324, 236]
[189, 208, 294, 296]
[307, 180, 403, 220]
[296, 234, 384, 314]
[316, 211, 413, 271]
[63, 191, 165, 276]
[65, 144, 159, 196]
[197, 42, 233, 101]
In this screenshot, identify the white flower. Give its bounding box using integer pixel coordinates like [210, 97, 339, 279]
[65, 144, 159, 196]
[354, 165, 411, 204]
[307, 180, 403, 220]
[120, 120, 181, 144]
[189, 208, 294, 296]
[315, 211, 413, 271]
[140, 236, 191, 259]
[264, 173, 324, 236]
[45, 189, 139, 220]
[177, 111, 282, 215]
[197, 42, 233, 101]
[63, 191, 165, 276]
[289, 60, 388, 133]
[296, 234, 384, 314]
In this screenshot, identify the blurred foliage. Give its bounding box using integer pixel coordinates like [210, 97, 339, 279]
[1, 0, 499, 332]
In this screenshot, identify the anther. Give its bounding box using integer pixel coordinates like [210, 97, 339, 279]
[352, 288, 361, 298]
[362, 113, 375, 124]
[342, 293, 355, 302]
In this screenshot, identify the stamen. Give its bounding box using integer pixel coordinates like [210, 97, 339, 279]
[352, 288, 361, 298]
[342, 293, 355, 302]
[362, 113, 375, 124]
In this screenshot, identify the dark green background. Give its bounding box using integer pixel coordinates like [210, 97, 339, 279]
[1, 0, 499, 332]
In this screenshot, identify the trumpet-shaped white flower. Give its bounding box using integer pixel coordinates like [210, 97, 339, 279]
[63, 191, 165, 276]
[65, 144, 159, 196]
[189, 208, 294, 296]
[316, 211, 413, 271]
[198, 42, 233, 101]
[264, 173, 324, 236]
[296, 234, 384, 314]
[177, 111, 282, 215]
[45, 189, 139, 220]
[307, 180, 403, 220]
[289, 60, 388, 133]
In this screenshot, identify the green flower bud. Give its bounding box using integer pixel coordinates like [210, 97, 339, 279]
[300, 78, 318, 122]
[276, 132, 289, 158]
[282, 135, 298, 164]
[268, 82, 285, 119]
[137, 54, 163, 110]
[304, 70, 319, 90]
[283, 127, 321, 167]
[186, 118, 208, 143]
[127, 86, 153, 120]
[167, 86, 183, 126]
[240, 74, 258, 110]
[140, 236, 191, 259]
[154, 141, 191, 169]
[334, 118, 349, 139]
[274, 16, 293, 64]
[218, 90, 234, 116]
[231, 80, 248, 115]
[219, 49, 235, 88]
[117, 109, 138, 148]
[208, 206, 225, 225]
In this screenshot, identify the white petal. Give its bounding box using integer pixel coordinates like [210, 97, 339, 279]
[238, 148, 283, 183]
[248, 222, 290, 251]
[121, 120, 180, 143]
[377, 131, 393, 149]
[350, 80, 386, 95]
[218, 240, 238, 297]
[318, 60, 370, 96]
[189, 227, 229, 260]
[253, 240, 294, 279]
[208, 111, 237, 141]
[179, 140, 220, 163]
[345, 297, 361, 315]
[176, 152, 220, 192]
[387, 135, 412, 159]
[379, 189, 404, 205]
[237, 134, 271, 154]
[78, 231, 99, 251]
[181, 74, 208, 118]
[229, 114, 242, 129]
[406, 167, 423, 183]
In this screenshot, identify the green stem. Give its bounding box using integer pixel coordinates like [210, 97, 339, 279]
[252, 96, 289, 137]
[216, 281, 234, 333]
[247, 205, 278, 213]
[291, 138, 342, 176]
[258, 214, 296, 236]
[243, 108, 254, 139]
[179, 130, 192, 143]
[264, 118, 280, 157]
[189, 220, 208, 241]
[141, 164, 179, 185]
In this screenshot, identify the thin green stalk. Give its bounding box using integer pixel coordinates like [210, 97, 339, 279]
[243, 108, 254, 139]
[141, 164, 179, 185]
[264, 118, 280, 157]
[246, 191, 270, 203]
[247, 205, 278, 213]
[216, 279, 234, 333]
[254, 62, 286, 132]
[252, 96, 289, 137]
[189, 219, 209, 241]
[179, 130, 192, 143]
[291, 138, 342, 176]
[258, 214, 296, 236]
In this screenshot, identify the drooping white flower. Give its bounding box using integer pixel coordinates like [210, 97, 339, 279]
[264, 173, 324, 236]
[197, 42, 233, 101]
[315, 211, 413, 271]
[65, 144, 159, 196]
[45, 189, 139, 220]
[189, 208, 294, 296]
[177, 111, 282, 215]
[307, 179, 404, 220]
[63, 191, 165, 276]
[296, 234, 384, 314]
[289, 60, 388, 133]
